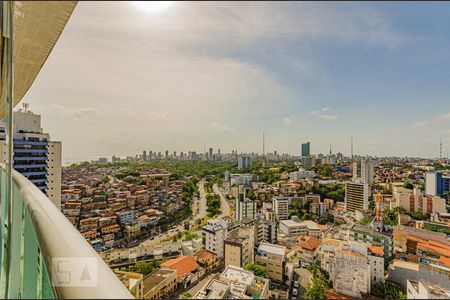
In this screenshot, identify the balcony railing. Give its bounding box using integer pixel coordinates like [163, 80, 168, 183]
[0, 165, 133, 299]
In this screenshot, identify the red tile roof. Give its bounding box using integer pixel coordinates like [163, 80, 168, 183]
[160, 256, 200, 279]
[296, 236, 320, 251]
[368, 245, 384, 256]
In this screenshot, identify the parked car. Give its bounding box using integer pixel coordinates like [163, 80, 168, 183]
[293, 281, 299, 288]
[292, 288, 298, 297]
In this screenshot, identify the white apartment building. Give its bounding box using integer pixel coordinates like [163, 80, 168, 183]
[320, 238, 384, 298]
[202, 218, 228, 258]
[352, 158, 374, 185]
[279, 219, 321, 237]
[0, 108, 62, 208]
[273, 196, 289, 221]
[235, 198, 257, 221]
[289, 168, 316, 182]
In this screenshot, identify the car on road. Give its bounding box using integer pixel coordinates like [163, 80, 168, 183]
[292, 288, 298, 297]
[293, 281, 299, 288]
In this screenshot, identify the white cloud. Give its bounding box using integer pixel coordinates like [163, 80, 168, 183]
[282, 115, 296, 125]
[310, 108, 338, 121]
[208, 122, 231, 131]
[49, 104, 101, 119]
[410, 112, 450, 128]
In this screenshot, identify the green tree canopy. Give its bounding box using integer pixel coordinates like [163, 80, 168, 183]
[244, 263, 268, 278]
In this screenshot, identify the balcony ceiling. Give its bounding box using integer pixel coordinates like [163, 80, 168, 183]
[0, 1, 77, 117]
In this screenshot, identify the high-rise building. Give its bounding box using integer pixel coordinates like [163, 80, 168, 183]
[202, 218, 228, 258]
[237, 155, 251, 170]
[345, 182, 369, 212]
[224, 221, 255, 268]
[164, 150, 169, 159]
[353, 157, 374, 184]
[208, 147, 213, 161]
[301, 142, 310, 157]
[235, 194, 257, 221]
[425, 171, 450, 196]
[142, 150, 147, 161]
[273, 196, 289, 221]
[0, 108, 62, 208]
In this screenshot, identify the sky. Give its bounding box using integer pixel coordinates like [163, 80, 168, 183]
[21, 1, 450, 163]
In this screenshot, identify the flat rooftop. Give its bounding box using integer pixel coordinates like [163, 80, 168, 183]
[143, 269, 176, 294]
[221, 265, 254, 286]
[258, 242, 286, 256]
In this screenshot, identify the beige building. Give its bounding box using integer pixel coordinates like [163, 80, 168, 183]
[224, 226, 254, 268]
[279, 219, 321, 237]
[345, 182, 369, 213]
[115, 270, 144, 299]
[255, 242, 286, 283]
[393, 186, 446, 214]
[143, 269, 177, 299]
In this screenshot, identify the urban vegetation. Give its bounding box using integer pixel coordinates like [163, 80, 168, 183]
[243, 263, 268, 278]
[372, 282, 406, 299]
[304, 263, 333, 299]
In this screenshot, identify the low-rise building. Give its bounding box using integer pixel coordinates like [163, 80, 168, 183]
[194, 249, 220, 272]
[143, 269, 177, 299]
[160, 255, 203, 286]
[115, 270, 144, 299]
[407, 280, 450, 299]
[255, 243, 286, 283]
[279, 219, 321, 237]
[193, 265, 269, 299]
[296, 236, 320, 263]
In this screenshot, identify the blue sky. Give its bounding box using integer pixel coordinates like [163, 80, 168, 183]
[22, 1, 450, 162]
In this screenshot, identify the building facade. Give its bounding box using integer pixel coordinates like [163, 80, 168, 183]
[345, 182, 369, 213]
[0, 109, 62, 208]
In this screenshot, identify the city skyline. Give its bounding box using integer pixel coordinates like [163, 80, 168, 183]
[20, 1, 450, 160]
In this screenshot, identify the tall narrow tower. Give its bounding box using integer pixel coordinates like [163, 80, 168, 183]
[351, 137, 353, 162]
[440, 138, 443, 159]
[262, 131, 266, 167]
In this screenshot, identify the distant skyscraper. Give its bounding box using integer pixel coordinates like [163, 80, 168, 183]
[238, 155, 252, 170]
[142, 150, 147, 161]
[0, 108, 62, 208]
[209, 147, 213, 161]
[301, 142, 310, 157]
[165, 150, 169, 159]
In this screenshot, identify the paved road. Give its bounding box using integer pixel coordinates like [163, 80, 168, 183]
[213, 183, 231, 217]
[197, 180, 208, 220]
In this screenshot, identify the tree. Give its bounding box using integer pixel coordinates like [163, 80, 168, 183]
[402, 180, 413, 190]
[304, 263, 332, 299]
[318, 212, 334, 225]
[372, 282, 406, 299]
[244, 263, 268, 278]
[368, 195, 375, 210]
[409, 211, 428, 220]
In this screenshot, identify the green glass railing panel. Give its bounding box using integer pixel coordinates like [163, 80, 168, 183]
[41, 257, 55, 299]
[22, 208, 41, 299]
